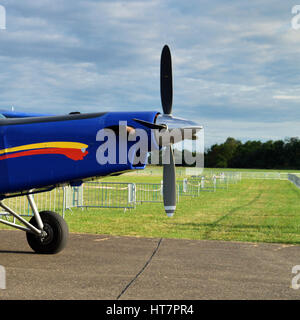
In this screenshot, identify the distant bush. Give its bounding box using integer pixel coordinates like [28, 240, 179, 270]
[204, 137, 300, 169]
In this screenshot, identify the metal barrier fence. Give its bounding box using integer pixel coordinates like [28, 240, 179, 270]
[0, 172, 242, 218]
[140, 169, 300, 181]
[225, 172, 242, 183]
[0, 187, 65, 217]
[238, 172, 300, 180]
[201, 171, 241, 183]
[288, 174, 300, 188]
[3, 170, 300, 219]
[188, 177, 216, 192]
[135, 182, 163, 203]
[135, 182, 181, 203]
[64, 181, 136, 211]
[177, 175, 232, 196]
[177, 179, 201, 197]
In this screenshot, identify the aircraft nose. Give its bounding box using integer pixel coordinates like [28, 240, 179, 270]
[154, 114, 202, 145]
[155, 114, 202, 131]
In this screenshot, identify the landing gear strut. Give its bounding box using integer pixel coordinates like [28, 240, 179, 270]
[0, 194, 68, 254]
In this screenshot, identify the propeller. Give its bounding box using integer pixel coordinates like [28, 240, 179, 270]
[162, 144, 176, 217]
[133, 44, 203, 217]
[160, 45, 176, 217]
[160, 45, 173, 115]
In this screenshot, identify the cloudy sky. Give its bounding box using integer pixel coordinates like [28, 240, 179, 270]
[0, 0, 300, 147]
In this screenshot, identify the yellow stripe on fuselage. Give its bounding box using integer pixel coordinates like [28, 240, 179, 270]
[0, 142, 88, 155]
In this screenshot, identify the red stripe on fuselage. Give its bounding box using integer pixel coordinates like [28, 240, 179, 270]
[0, 148, 89, 161]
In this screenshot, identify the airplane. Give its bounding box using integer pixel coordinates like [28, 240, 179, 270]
[0, 45, 202, 254]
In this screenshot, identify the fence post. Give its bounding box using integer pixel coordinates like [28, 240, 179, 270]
[183, 178, 187, 193]
[128, 183, 136, 207]
[201, 177, 205, 189]
[213, 175, 216, 192]
[62, 187, 66, 218]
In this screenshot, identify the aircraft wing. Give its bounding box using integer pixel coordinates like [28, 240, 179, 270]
[0, 110, 53, 118]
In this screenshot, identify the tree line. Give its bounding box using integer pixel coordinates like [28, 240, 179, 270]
[147, 137, 300, 169]
[204, 137, 300, 169]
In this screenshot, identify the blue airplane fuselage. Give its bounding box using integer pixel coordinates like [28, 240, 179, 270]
[0, 111, 158, 198]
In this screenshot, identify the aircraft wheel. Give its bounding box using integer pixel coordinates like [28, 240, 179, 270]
[26, 211, 69, 254]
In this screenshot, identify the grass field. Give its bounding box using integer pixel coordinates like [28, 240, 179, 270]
[1, 167, 300, 245]
[64, 170, 300, 244]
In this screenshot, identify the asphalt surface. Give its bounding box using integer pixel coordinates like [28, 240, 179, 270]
[0, 229, 300, 300]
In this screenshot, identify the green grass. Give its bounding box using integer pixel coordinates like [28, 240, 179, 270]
[64, 174, 300, 244]
[1, 168, 300, 245]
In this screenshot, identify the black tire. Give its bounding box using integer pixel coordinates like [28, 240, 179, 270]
[26, 211, 69, 254]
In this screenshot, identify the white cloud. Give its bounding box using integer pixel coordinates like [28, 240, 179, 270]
[0, 0, 299, 144]
[203, 118, 300, 147]
[273, 95, 300, 100]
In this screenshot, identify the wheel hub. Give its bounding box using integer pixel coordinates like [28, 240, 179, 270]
[40, 223, 54, 245]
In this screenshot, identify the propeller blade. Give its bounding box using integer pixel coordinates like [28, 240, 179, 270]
[133, 118, 167, 130]
[160, 45, 173, 115]
[163, 145, 176, 217]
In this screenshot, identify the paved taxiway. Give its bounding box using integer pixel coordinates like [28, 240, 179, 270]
[0, 230, 299, 299]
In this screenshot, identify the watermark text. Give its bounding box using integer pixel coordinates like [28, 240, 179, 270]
[292, 265, 300, 289]
[0, 265, 5, 289]
[0, 5, 6, 30]
[291, 5, 300, 30]
[95, 121, 204, 168]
